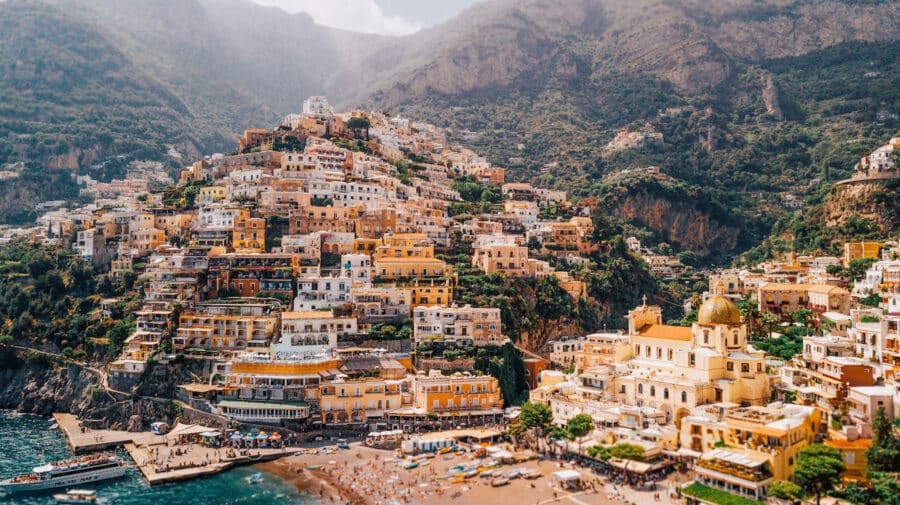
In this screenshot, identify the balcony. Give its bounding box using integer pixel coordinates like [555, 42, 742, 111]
[697, 458, 773, 484]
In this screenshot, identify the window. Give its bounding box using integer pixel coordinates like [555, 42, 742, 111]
[741, 363, 750, 373]
[663, 388, 669, 400]
[681, 391, 687, 403]
[727, 362, 734, 371]
[620, 385, 626, 394]
[638, 384, 643, 394]
[650, 386, 655, 397]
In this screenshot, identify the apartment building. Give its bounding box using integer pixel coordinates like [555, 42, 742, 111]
[386, 371, 502, 430]
[412, 305, 506, 347]
[173, 301, 280, 353]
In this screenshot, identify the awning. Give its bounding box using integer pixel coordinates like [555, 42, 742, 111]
[552, 470, 581, 482]
[167, 423, 218, 439]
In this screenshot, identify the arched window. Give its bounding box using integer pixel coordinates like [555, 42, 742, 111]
[681, 391, 687, 403]
[638, 384, 643, 394]
[663, 388, 669, 400]
[733, 333, 739, 346]
[650, 385, 656, 397]
[703, 330, 709, 344]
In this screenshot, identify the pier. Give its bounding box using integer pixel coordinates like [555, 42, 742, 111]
[54, 412, 302, 485]
[53, 413, 166, 453]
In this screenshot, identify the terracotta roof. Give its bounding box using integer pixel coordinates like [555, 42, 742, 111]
[759, 283, 812, 292]
[807, 284, 849, 295]
[825, 438, 873, 449]
[635, 324, 692, 341]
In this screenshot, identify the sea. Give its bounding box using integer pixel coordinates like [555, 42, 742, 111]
[0, 411, 319, 505]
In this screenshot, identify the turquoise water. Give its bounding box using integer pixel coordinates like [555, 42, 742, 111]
[0, 411, 318, 505]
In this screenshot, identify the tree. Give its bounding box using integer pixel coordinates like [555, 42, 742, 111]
[519, 402, 552, 430]
[566, 414, 594, 439]
[587, 445, 610, 460]
[609, 443, 645, 461]
[793, 444, 845, 505]
[347, 116, 371, 139]
[861, 293, 882, 308]
[866, 406, 900, 472]
[768, 480, 804, 502]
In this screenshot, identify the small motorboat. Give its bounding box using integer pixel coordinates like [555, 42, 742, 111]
[53, 489, 97, 503]
[490, 477, 509, 487]
[403, 462, 419, 470]
[248, 472, 263, 484]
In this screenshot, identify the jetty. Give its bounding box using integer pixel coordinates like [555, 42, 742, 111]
[54, 413, 165, 453]
[54, 412, 302, 485]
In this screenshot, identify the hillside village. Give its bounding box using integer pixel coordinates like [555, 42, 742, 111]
[1, 98, 900, 504]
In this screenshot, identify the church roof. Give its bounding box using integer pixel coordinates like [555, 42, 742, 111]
[635, 324, 692, 341]
[698, 281, 742, 325]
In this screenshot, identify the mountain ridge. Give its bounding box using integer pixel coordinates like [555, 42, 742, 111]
[1, 0, 897, 258]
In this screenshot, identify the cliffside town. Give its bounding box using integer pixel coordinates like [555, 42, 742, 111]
[1, 98, 899, 504]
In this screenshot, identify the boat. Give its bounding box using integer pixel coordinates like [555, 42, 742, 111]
[437, 447, 454, 455]
[505, 469, 523, 479]
[248, 472, 263, 484]
[522, 469, 542, 480]
[490, 477, 510, 487]
[403, 462, 419, 470]
[53, 489, 97, 503]
[0, 453, 126, 493]
[306, 465, 322, 470]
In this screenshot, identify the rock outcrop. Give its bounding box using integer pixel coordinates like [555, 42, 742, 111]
[0, 352, 198, 430]
[822, 179, 900, 231]
[604, 188, 741, 256]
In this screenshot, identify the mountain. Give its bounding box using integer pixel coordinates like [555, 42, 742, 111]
[1, 0, 897, 259]
[364, 0, 900, 258]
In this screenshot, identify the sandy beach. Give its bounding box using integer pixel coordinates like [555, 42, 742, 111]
[258, 442, 688, 505]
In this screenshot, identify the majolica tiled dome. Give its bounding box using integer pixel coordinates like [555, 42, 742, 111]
[698, 282, 741, 325]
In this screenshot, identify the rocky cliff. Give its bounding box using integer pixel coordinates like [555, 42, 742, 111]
[603, 186, 741, 256]
[0, 351, 199, 431]
[822, 179, 900, 232]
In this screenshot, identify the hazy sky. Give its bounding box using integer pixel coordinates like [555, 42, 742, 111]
[249, 0, 483, 36]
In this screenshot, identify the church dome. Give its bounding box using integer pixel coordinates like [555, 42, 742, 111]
[698, 282, 741, 325]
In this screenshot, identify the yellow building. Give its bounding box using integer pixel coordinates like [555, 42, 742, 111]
[233, 215, 266, 252]
[174, 301, 279, 352]
[399, 277, 454, 309]
[824, 438, 872, 481]
[575, 332, 630, 371]
[684, 403, 824, 501]
[223, 354, 340, 405]
[386, 371, 503, 430]
[218, 354, 340, 424]
[616, 284, 770, 421]
[129, 228, 166, 256]
[320, 378, 406, 425]
[198, 186, 226, 204]
[472, 242, 529, 277]
[844, 241, 884, 266]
